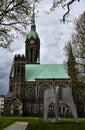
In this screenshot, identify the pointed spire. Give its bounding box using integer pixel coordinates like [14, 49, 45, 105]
[27, 2, 39, 39]
[31, 2, 36, 31]
[68, 43, 75, 61]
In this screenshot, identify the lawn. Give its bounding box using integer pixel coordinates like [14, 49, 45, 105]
[0, 117, 85, 130]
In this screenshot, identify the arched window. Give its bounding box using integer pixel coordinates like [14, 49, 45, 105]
[15, 66, 17, 74]
[30, 49, 33, 63]
[39, 84, 51, 102]
[21, 67, 23, 74]
[56, 83, 68, 88]
[18, 66, 20, 74]
[25, 86, 35, 102]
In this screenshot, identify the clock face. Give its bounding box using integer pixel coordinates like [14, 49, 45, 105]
[30, 40, 34, 44]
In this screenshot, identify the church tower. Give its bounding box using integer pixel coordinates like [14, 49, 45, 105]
[25, 3, 40, 64]
[9, 54, 25, 98]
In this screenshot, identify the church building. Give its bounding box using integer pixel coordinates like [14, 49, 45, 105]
[4, 4, 72, 117]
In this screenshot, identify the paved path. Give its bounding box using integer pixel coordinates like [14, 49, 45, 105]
[3, 122, 28, 130]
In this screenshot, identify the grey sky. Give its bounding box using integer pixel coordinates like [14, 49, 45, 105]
[0, 0, 85, 95]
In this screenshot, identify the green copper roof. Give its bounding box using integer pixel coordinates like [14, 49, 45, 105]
[25, 64, 70, 81]
[27, 30, 39, 39]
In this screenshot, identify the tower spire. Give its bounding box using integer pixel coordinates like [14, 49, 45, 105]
[31, 2, 36, 31]
[26, 1, 40, 64]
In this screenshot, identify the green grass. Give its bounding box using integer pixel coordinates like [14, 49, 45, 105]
[0, 117, 85, 130]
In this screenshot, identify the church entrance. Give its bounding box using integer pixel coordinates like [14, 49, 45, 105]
[13, 106, 20, 116]
[11, 98, 22, 116]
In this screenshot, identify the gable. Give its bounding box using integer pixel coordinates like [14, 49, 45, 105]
[11, 98, 22, 108]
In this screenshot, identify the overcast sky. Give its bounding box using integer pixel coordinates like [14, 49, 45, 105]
[0, 0, 85, 95]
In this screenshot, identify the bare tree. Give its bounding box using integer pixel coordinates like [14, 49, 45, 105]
[47, 0, 80, 22]
[64, 12, 85, 81]
[0, 0, 81, 49]
[72, 12, 85, 80]
[0, 0, 38, 49]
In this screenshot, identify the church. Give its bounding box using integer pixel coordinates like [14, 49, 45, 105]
[4, 4, 74, 117]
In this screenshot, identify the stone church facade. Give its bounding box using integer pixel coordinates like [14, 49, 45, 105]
[4, 5, 85, 117]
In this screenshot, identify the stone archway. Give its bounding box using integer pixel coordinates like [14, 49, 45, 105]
[11, 99, 22, 116]
[55, 83, 70, 88]
[13, 105, 20, 116]
[39, 83, 52, 102]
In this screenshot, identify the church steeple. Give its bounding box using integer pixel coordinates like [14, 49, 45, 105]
[31, 3, 36, 31]
[25, 3, 40, 64]
[67, 43, 78, 87]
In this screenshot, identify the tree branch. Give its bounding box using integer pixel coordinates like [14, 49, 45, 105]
[63, 0, 75, 22]
[0, 0, 26, 22]
[63, 0, 80, 22]
[1, 21, 30, 26]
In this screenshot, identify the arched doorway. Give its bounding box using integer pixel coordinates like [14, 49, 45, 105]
[11, 99, 22, 116]
[13, 106, 20, 116]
